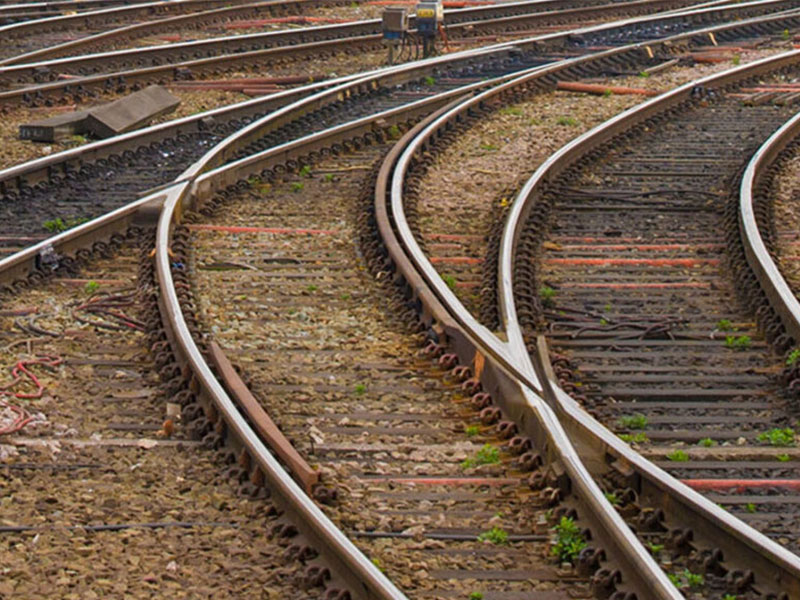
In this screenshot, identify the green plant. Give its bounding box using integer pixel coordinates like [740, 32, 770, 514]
[684, 569, 704, 588]
[84, 280, 100, 294]
[247, 175, 261, 186]
[423, 76, 435, 86]
[465, 425, 480, 437]
[306, 284, 318, 292]
[698, 437, 716, 448]
[725, 335, 751, 350]
[442, 274, 457, 290]
[500, 106, 523, 116]
[647, 542, 664, 555]
[340, 293, 351, 301]
[777, 453, 791, 462]
[722, 595, 738, 600]
[354, 384, 367, 395]
[618, 414, 647, 430]
[667, 573, 680, 588]
[291, 182, 304, 193]
[477, 526, 508, 545]
[746, 502, 756, 514]
[603, 88, 613, 97]
[469, 592, 484, 600]
[299, 164, 312, 178]
[551, 516, 586, 563]
[604, 303, 612, 312]
[370, 557, 385, 573]
[604, 492, 619, 505]
[387, 124, 401, 139]
[462, 444, 501, 469]
[783, 28, 791, 40]
[638, 70, 651, 78]
[600, 318, 608, 326]
[556, 116, 578, 127]
[479, 142, 498, 151]
[324, 173, 335, 182]
[70, 134, 87, 144]
[666, 450, 689, 462]
[618, 432, 649, 444]
[716, 318, 733, 331]
[539, 286, 556, 307]
[43, 218, 66, 233]
[757, 427, 796, 447]
[732, 54, 741, 66]
[787, 348, 800, 366]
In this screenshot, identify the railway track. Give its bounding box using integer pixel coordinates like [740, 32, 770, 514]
[0, 231, 319, 598]
[5, 4, 800, 600]
[0, 0, 671, 89]
[0, 0, 719, 108]
[0, 0, 351, 66]
[2, 1, 797, 269]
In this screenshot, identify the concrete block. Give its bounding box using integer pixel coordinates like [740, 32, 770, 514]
[18, 110, 90, 142]
[85, 85, 180, 138]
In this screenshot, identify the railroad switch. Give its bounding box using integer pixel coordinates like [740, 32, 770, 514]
[382, 7, 408, 65]
[415, 1, 443, 58]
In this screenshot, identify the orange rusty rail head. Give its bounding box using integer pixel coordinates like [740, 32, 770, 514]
[208, 341, 320, 494]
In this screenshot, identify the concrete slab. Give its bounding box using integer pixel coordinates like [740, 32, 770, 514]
[85, 85, 180, 138]
[18, 109, 90, 142]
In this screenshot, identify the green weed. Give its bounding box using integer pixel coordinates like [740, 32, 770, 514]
[354, 383, 367, 395]
[618, 432, 649, 444]
[539, 286, 556, 307]
[465, 425, 480, 437]
[442, 274, 457, 290]
[84, 281, 100, 295]
[298, 165, 312, 178]
[725, 335, 751, 350]
[787, 348, 800, 366]
[550, 516, 586, 564]
[618, 414, 647, 430]
[698, 437, 716, 448]
[757, 427, 795, 447]
[666, 450, 689, 462]
[556, 116, 578, 127]
[462, 444, 501, 469]
[716, 318, 733, 331]
[291, 182, 304, 193]
[477, 526, 508, 545]
[777, 453, 791, 462]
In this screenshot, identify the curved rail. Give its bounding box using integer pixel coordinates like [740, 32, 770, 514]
[0, 0, 722, 106]
[0, 0, 677, 86]
[0, 0, 352, 68]
[3, 6, 797, 599]
[497, 48, 800, 597]
[740, 110, 800, 343]
[154, 182, 407, 600]
[4, 0, 796, 204]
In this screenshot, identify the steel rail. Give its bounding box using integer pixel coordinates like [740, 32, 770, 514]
[2, 3, 798, 283]
[0, 0, 663, 86]
[0, 0, 261, 46]
[385, 74, 681, 600]
[153, 183, 407, 600]
[1, 9, 796, 599]
[740, 110, 800, 343]
[0, 0, 356, 68]
[0, 0, 717, 104]
[496, 48, 800, 597]
[4, 0, 794, 199]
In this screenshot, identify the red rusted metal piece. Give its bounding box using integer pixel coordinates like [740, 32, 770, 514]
[208, 342, 319, 494]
